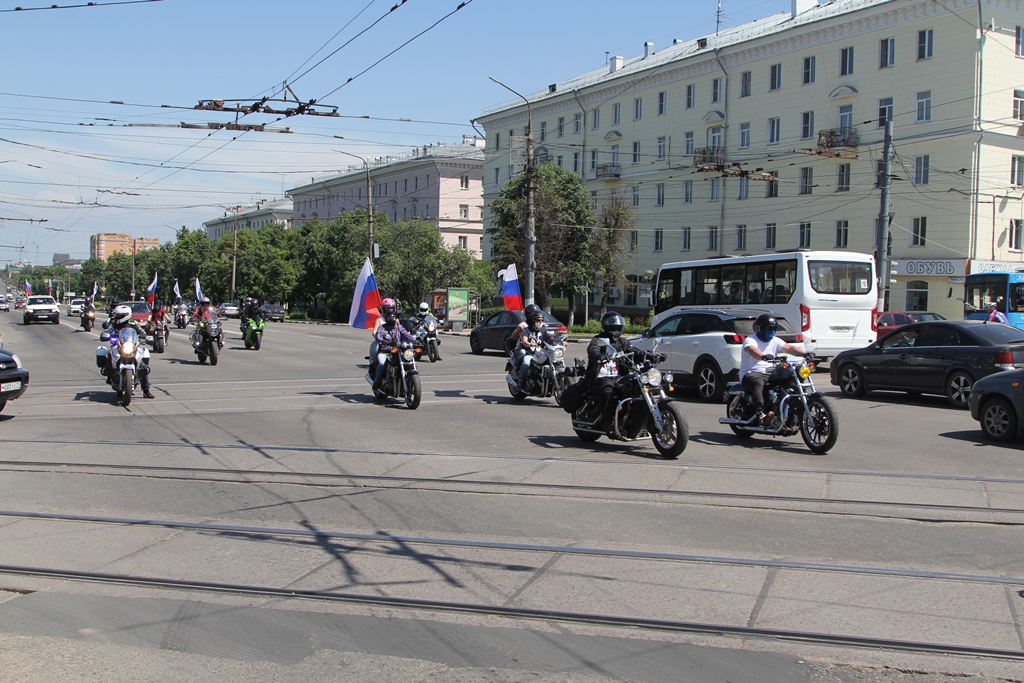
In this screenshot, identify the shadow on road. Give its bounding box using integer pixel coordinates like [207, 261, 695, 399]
[527, 433, 673, 460]
[939, 429, 1023, 449]
[688, 429, 826, 456]
[73, 390, 118, 404]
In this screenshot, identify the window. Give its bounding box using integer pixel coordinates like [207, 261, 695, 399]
[655, 183, 665, 206]
[709, 178, 720, 202]
[878, 97, 893, 127]
[656, 136, 666, 160]
[631, 186, 640, 207]
[1012, 156, 1024, 186]
[493, 168, 499, 185]
[736, 225, 747, 250]
[836, 163, 851, 191]
[556, 156, 563, 169]
[906, 281, 929, 311]
[557, 117, 564, 137]
[798, 222, 812, 248]
[916, 91, 931, 122]
[494, 132, 501, 151]
[914, 155, 930, 185]
[707, 226, 719, 251]
[685, 84, 695, 108]
[799, 167, 813, 194]
[765, 223, 777, 249]
[918, 29, 933, 60]
[912, 217, 927, 246]
[539, 121, 547, 142]
[610, 145, 619, 164]
[460, 174, 469, 189]
[712, 78, 722, 103]
[574, 113, 582, 133]
[590, 149, 598, 171]
[1012, 219, 1024, 251]
[801, 111, 815, 139]
[680, 227, 691, 251]
[737, 176, 749, 200]
[684, 132, 694, 155]
[838, 104, 853, 133]
[835, 220, 849, 248]
[739, 122, 750, 149]
[612, 103, 621, 125]
[802, 56, 816, 84]
[629, 230, 638, 252]
[572, 152, 580, 174]
[740, 71, 751, 97]
[840, 46, 854, 76]
[633, 97, 642, 120]
[591, 108, 600, 130]
[769, 63, 782, 90]
[682, 180, 693, 204]
[765, 171, 779, 198]
[458, 235, 467, 249]
[768, 117, 780, 145]
[1015, 90, 1024, 121]
[1017, 26, 1024, 57]
[654, 228, 664, 251]
[879, 38, 895, 68]
[658, 91, 667, 115]
[632, 141, 641, 164]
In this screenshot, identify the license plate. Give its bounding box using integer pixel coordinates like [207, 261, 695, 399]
[1, 381, 21, 392]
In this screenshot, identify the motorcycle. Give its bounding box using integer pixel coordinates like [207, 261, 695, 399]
[190, 310, 224, 365]
[174, 305, 188, 329]
[719, 354, 839, 454]
[364, 341, 422, 409]
[505, 328, 573, 404]
[81, 307, 96, 332]
[96, 325, 149, 407]
[569, 348, 689, 459]
[146, 318, 168, 354]
[243, 314, 266, 351]
[413, 315, 441, 362]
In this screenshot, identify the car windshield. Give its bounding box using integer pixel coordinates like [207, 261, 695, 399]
[27, 297, 54, 305]
[71, 300, 85, 306]
[129, 302, 150, 314]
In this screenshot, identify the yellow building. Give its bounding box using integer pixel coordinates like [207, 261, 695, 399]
[89, 233, 160, 261]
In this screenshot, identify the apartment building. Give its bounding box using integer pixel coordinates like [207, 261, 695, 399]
[89, 233, 160, 261]
[203, 199, 293, 242]
[477, 0, 1024, 320]
[287, 137, 486, 254]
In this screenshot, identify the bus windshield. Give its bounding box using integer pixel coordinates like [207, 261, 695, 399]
[807, 260, 873, 295]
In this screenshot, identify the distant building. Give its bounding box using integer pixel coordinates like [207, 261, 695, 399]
[203, 199, 293, 241]
[287, 136, 486, 254]
[52, 253, 82, 269]
[89, 233, 160, 261]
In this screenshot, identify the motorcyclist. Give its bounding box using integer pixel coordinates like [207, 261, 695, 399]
[740, 313, 805, 426]
[240, 296, 262, 331]
[193, 296, 216, 321]
[372, 300, 416, 395]
[149, 299, 170, 324]
[415, 301, 441, 360]
[585, 311, 664, 426]
[510, 304, 546, 380]
[104, 303, 155, 399]
[174, 298, 188, 325]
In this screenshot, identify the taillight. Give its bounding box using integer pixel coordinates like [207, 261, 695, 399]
[794, 333, 804, 342]
[995, 350, 1015, 369]
[800, 304, 810, 332]
[871, 306, 878, 332]
[556, 324, 567, 333]
[724, 334, 744, 344]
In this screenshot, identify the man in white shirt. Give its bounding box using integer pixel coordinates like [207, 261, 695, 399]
[740, 314, 805, 425]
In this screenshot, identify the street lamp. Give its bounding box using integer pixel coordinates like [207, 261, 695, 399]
[334, 141, 375, 265]
[488, 76, 535, 307]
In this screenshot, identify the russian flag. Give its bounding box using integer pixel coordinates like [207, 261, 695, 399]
[47, 279, 52, 296]
[499, 263, 523, 311]
[348, 257, 383, 329]
[147, 272, 158, 305]
[195, 278, 203, 302]
[25, 280, 31, 296]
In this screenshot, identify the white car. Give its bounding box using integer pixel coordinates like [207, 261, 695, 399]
[68, 299, 86, 316]
[0, 299, 9, 312]
[23, 295, 60, 325]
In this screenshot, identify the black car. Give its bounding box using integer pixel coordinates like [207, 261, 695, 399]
[260, 304, 285, 322]
[0, 344, 29, 414]
[830, 320, 1024, 408]
[968, 368, 1024, 442]
[469, 309, 564, 354]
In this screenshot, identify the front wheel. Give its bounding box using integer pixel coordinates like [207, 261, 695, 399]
[800, 396, 839, 454]
[405, 374, 422, 409]
[209, 342, 219, 366]
[469, 333, 483, 355]
[980, 397, 1018, 442]
[652, 401, 689, 459]
[154, 336, 164, 354]
[84, 320, 92, 332]
[254, 333, 261, 351]
[428, 341, 438, 363]
[120, 369, 134, 407]
[946, 371, 973, 409]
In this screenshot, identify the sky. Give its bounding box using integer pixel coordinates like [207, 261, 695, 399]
[0, 0, 794, 265]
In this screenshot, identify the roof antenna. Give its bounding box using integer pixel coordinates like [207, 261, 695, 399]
[716, 0, 722, 35]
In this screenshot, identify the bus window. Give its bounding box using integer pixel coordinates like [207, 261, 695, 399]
[964, 275, 1005, 314]
[655, 267, 678, 312]
[809, 260, 873, 294]
[746, 264, 772, 304]
[694, 267, 721, 305]
[773, 259, 797, 303]
[1011, 284, 1024, 312]
[680, 268, 694, 306]
[722, 265, 744, 304]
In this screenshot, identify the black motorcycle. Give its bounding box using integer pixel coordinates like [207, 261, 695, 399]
[365, 341, 422, 409]
[190, 311, 224, 365]
[147, 318, 168, 354]
[568, 350, 689, 459]
[719, 354, 839, 454]
[505, 328, 573, 404]
[81, 306, 96, 332]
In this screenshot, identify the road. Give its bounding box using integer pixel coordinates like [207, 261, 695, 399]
[0, 312, 1021, 683]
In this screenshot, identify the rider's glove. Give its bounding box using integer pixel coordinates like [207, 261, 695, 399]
[762, 354, 775, 361]
[655, 353, 669, 364]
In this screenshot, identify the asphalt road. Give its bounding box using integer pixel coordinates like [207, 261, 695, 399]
[0, 312, 1021, 683]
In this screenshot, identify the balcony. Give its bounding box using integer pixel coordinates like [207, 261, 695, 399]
[817, 127, 858, 150]
[693, 146, 725, 166]
[595, 162, 621, 179]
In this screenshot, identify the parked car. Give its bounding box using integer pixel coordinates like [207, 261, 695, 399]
[469, 309, 565, 354]
[875, 311, 946, 337]
[68, 299, 86, 316]
[218, 300, 240, 318]
[830, 320, 1024, 409]
[968, 368, 1024, 442]
[121, 301, 152, 324]
[0, 300, 8, 312]
[0, 341, 29, 413]
[23, 295, 60, 325]
[260, 303, 285, 322]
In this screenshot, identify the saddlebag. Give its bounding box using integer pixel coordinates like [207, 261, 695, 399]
[560, 381, 586, 413]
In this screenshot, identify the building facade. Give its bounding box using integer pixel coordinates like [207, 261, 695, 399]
[203, 199, 293, 242]
[287, 137, 486, 254]
[89, 233, 160, 261]
[477, 0, 1024, 321]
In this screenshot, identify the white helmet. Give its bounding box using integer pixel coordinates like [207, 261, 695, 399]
[112, 304, 132, 325]
[418, 302, 429, 315]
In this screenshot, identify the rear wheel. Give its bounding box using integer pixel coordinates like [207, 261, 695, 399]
[507, 379, 527, 400]
[209, 343, 219, 366]
[651, 401, 689, 459]
[695, 361, 724, 402]
[405, 375, 422, 409]
[800, 396, 839, 454]
[573, 429, 601, 442]
[946, 371, 973, 409]
[727, 396, 754, 438]
[980, 397, 1017, 442]
[837, 364, 866, 397]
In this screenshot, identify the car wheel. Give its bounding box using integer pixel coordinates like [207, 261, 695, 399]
[980, 397, 1018, 442]
[469, 333, 483, 355]
[53, 315, 60, 325]
[695, 361, 724, 402]
[837, 363, 866, 398]
[0, 399, 7, 413]
[946, 371, 973, 409]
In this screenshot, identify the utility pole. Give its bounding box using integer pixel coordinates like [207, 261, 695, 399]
[131, 238, 136, 299]
[874, 120, 893, 314]
[231, 211, 238, 302]
[336, 146, 374, 264]
[489, 76, 535, 307]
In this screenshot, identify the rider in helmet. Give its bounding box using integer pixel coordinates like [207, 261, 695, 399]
[371, 298, 416, 395]
[586, 311, 664, 426]
[149, 299, 169, 325]
[740, 313, 805, 426]
[104, 303, 155, 399]
[193, 296, 216, 321]
[508, 304, 544, 379]
[414, 302, 441, 361]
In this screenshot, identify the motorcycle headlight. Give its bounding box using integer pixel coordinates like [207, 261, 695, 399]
[553, 347, 564, 360]
[799, 365, 812, 379]
[643, 368, 662, 386]
[427, 322, 436, 332]
[663, 372, 673, 385]
[402, 348, 415, 361]
[121, 340, 135, 356]
[208, 323, 219, 333]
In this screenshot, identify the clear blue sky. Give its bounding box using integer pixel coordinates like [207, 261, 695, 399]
[0, 0, 792, 264]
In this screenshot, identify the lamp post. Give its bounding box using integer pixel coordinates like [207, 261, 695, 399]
[489, 76, 535, 307]
[335, 143, 374, 265]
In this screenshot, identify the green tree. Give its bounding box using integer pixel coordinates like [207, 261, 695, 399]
[170, 227, 214, 301]
[590, 192, 636, 317]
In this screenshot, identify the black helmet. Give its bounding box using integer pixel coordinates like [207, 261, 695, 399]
[524, 303, 542, 319]
[155, 299, 162, 309]
[601, 311, 626, 340]
[753, 314, 779, 340]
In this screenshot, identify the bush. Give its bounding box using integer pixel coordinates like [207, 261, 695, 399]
[287, 310, 308, 321]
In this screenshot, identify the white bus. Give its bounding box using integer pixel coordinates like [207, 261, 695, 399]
[651, 250, 877, 360]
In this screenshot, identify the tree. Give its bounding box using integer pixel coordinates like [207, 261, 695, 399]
[488, 163, 595, 310]
[170, 227, 214, 301]
[590, 193, 636, 316]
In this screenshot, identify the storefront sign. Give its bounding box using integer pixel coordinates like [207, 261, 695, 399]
[968, 260, 1024, 274]
[893, 259, 966, 277]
